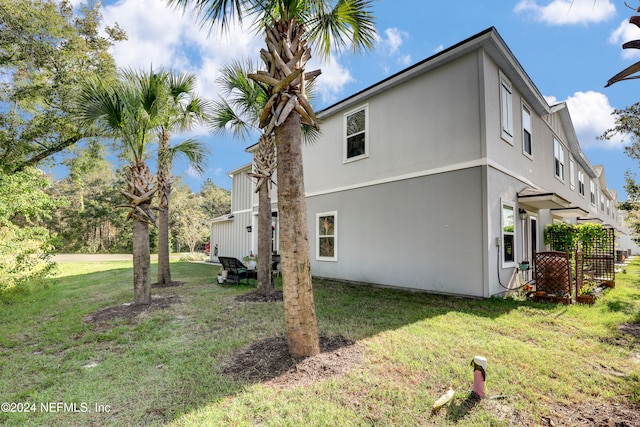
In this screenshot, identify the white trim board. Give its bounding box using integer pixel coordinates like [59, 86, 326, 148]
[304, 158, 537, 198]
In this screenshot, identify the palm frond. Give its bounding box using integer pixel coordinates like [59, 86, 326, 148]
[305, 0, 377, 58]
[165, 138, 210, 175]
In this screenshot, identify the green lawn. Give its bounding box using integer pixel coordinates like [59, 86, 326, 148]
[1, 259, 639, 426]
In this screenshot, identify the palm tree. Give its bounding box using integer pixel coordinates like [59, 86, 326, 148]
[168, 0, 376, 357]
[153, 70, 210, 286]
[211, 60, 276, 297]
[77, 72, 160, 305]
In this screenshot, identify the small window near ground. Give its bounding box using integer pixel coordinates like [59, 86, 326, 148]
[316, 211, 337, 261]
[501, 202, 515, 266]
[344, 106, 368, 162]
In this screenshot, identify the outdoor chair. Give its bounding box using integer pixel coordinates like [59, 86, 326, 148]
[218, 256, 257, 286]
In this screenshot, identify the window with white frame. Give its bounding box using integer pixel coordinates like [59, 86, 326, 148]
[554, 139, 565, 181]
[316, 211, 337, 261]
[500, 74, 513, 143]
[600, 192, 605, 212]
[578, 170, 585, 196]
[501, 202, 515, 266]
[522, 104, 532, 155]
[590, 181, 596, 205]
[344, 105, 368, 162]
[607, 199, 611, 216]
[569, 158, 575, 189]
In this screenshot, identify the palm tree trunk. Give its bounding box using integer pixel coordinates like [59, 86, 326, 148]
[256, 181, 274, 295]
[133, 216, 151, 305]
[276, 112, 320, 358]
[157, 204, 171, 285]
[157, 129, 172, 285]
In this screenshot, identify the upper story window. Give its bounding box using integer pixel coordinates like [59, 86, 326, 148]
[590, 181, 596, 205]
[578, 170, 585, 196]
[600, 192, 605, 212]
[569, 158, 575, 189]
[500, 74, 513, 144]
[554, 139, 565, 181]
[522, 104, 532, 156]
[344, 105, 368, 163]
[606, 199, 611, 216]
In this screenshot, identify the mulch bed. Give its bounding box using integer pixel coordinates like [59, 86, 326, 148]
[222, 335, 363, 389]
[235, 290, 284, 302]
[83, 295, 182, 323]
[151, 281, 185, 288]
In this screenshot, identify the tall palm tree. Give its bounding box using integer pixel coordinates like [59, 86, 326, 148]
[77, 72, 160, 305]
[211, 60, 276, 297]
[153, 70, 210, 286]
[212, 60, 318, 296]
[169, 0, 376, 357]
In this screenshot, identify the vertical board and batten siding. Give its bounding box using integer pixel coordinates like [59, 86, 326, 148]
[210, 166, 255, 262]
[210, 212, 253, 261]
[231, 169, 254, 212]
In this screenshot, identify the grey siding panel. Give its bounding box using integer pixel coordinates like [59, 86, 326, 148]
[210, 211, 252, 261]
[232, 171, 253, 212]
[306, 167, 485, 297]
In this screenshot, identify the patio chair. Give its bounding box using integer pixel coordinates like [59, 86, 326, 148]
[218, 256, 257, 286]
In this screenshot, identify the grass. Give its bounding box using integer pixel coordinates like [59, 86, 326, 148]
[1, 258, 639, 426]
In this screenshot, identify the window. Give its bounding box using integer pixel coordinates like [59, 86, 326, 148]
[554, 139, 565, 181]
[590, 181, 596, 205]
[316, 211, 337, 261]
[569, 158, 575, 189]
[600, 192, 605, 212]
[522, 105, 532, 155]
[500, 74, 513, 143]
[578, 171, 585, 196]
[501, 202, 515, 266]
[344, 105, 368, 162]
[607, 199, 611, 216]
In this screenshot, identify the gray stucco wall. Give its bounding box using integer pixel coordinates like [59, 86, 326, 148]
[306, 167, 486, 297]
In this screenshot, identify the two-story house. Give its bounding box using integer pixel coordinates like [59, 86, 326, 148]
[210, 27, 623, 298]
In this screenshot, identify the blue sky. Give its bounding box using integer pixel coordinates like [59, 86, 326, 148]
[88, 0, 640, 199]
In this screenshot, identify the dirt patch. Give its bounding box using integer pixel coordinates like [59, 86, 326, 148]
[222, 335, 363, 389]
[619, 323, 640, 340]
[151, 281, 185, 288]
[545, 401, 640, 426]
[235, 290, 284, 302]
[83, 295, 182, 323]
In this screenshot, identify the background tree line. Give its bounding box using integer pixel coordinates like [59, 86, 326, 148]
[42, 143, 230, 255]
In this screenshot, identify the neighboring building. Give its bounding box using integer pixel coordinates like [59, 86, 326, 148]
[210, 27, 625, 297]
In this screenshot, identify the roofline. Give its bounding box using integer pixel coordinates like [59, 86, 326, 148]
[318, 27, 550, 119]
[226, 163, 251, 177]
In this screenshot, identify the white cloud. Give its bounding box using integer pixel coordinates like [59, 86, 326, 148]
[101, 0, 354, 116]
[308, 56, 354, 105]
[552, 91, 625, 148]
[398, 54, 412, 66]
[514, 0, 616, 25]
[433, 44, 444, 54]
[609, 19, 640, 60]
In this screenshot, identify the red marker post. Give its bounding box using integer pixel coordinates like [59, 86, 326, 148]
[471, 356, 487, 397]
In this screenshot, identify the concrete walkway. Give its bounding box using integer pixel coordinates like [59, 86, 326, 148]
[52, 254, 133, 262]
